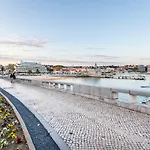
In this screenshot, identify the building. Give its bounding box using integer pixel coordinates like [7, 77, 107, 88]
[16, 61, 47, 73]
[87, 68, 102, 76]
[138, 65, 146, 72]
[53, 67, 87, 75]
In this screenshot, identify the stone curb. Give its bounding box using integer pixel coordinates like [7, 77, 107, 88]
[1, 89, 70, 150]
[21, 106, 70, 150]
[0, 92, 36, 150]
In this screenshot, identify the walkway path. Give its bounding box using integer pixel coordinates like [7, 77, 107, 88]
[0, 87, 60, 150]
[0, 79, 150, 150]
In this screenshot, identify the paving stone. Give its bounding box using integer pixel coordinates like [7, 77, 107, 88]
[0, 79, 150, 150]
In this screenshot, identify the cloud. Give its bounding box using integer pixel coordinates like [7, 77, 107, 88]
[94, 55, 119, 59]
[0, 54, 123, 65]
[0, 55, 54, 63]
[51, 59, 123, 65]
[140, 58, 150, 60]
[86, 47, 106, 50]
[22, 49, 32, 52]
[85, 54, 120, 60]
[0, 55, 22, 60]
[57, 49, 68, 51]
[0, 37, 48, 48]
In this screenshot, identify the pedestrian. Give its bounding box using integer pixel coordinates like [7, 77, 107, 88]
[1, 66, 4, 78]
[10, 71, 16, 83]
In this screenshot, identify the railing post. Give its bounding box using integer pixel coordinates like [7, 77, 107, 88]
[129, 94, 136, 103]
[70, 85, 73, 92]
[54, 83, 58, 89]
[58, 83, 63, 90]
[64, 84, 67, 91]
[49, 82, 52, 88]
[58, 83, 61, 89]
[41, 82, 44, 87]
[112, 92, 118, 99]
[60, 84, 65, 90]
[45, 82, 49, 88]
[52, 83, 55, 88]
[66, 85, 70, 91]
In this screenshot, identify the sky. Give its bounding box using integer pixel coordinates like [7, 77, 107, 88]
[0, 0, 150, 66]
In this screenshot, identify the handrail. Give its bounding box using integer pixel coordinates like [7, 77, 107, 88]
[111, 87, 150, 97]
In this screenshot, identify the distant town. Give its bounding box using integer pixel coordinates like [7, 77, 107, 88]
[0, 61, 149, 80]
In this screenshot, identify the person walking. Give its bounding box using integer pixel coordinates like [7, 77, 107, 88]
[1, 66, 4, 78]
[10, 71, 16, 83]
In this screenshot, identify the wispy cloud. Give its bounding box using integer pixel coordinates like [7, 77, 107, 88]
[85, 54, 120, 60]
[0, 55, 53, 62]
[50, 59, 123, 65]
[0, 55, 23, 60]
[0, 54, 122, 65]
[86, 47, 106, 50]
[0, 37, 48, 48]
[140, 57, 150, 60]
[93, 54, 119, 59]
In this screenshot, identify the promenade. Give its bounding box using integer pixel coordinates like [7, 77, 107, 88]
[0, 79, 150, 150]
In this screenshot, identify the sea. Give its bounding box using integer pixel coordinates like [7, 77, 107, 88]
[52, 74, 150, 103]
[19, 73, 150, 103]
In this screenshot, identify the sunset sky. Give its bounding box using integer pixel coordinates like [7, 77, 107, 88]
[0, 0, 150, 65]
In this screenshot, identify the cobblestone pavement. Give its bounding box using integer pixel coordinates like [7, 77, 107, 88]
[1, 79, 150, 150]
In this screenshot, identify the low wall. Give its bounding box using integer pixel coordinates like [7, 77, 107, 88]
[2, 77, 150, 115]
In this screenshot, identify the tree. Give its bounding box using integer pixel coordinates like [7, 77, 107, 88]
[53, 65, 64, 71]
[28, 70, 32, 74]
[1, 66, 4, 72]
[47, 68, 53, 73]
[8, 64, 15, 71]
[36, 69, 40, 74]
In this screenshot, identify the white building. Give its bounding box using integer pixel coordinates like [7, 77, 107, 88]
[105, 67, 114, 73]
[138, 65, 146, 72]
[87, 68, 102, 76]
[16, 61, 47, 73]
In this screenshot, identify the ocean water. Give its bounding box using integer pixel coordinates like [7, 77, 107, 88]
[19, 74, 150, 103]
[53, 76, 150, 103]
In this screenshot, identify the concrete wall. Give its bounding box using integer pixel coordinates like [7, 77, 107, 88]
[2, 76, 150, 115]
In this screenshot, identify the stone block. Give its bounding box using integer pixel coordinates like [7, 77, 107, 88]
[147, 107, 150, 115]
[104, 98, 117, 104]
[89, 86, 94, 96]
[89, 86, 101, 100]
[128, 104, 138, 111]
[72, 84, 81, 94]
[117, 101, 129, 109]
[16, 78, 21, 83]
[80, 85, 90, 95]
[101, 87, 112, 99]
[112, 92, 118, 99]
[140, 105, 147, 114]
[31, 80, 42, 86]
[137, 105, 142, 112]
[94, 87, 101, 97]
